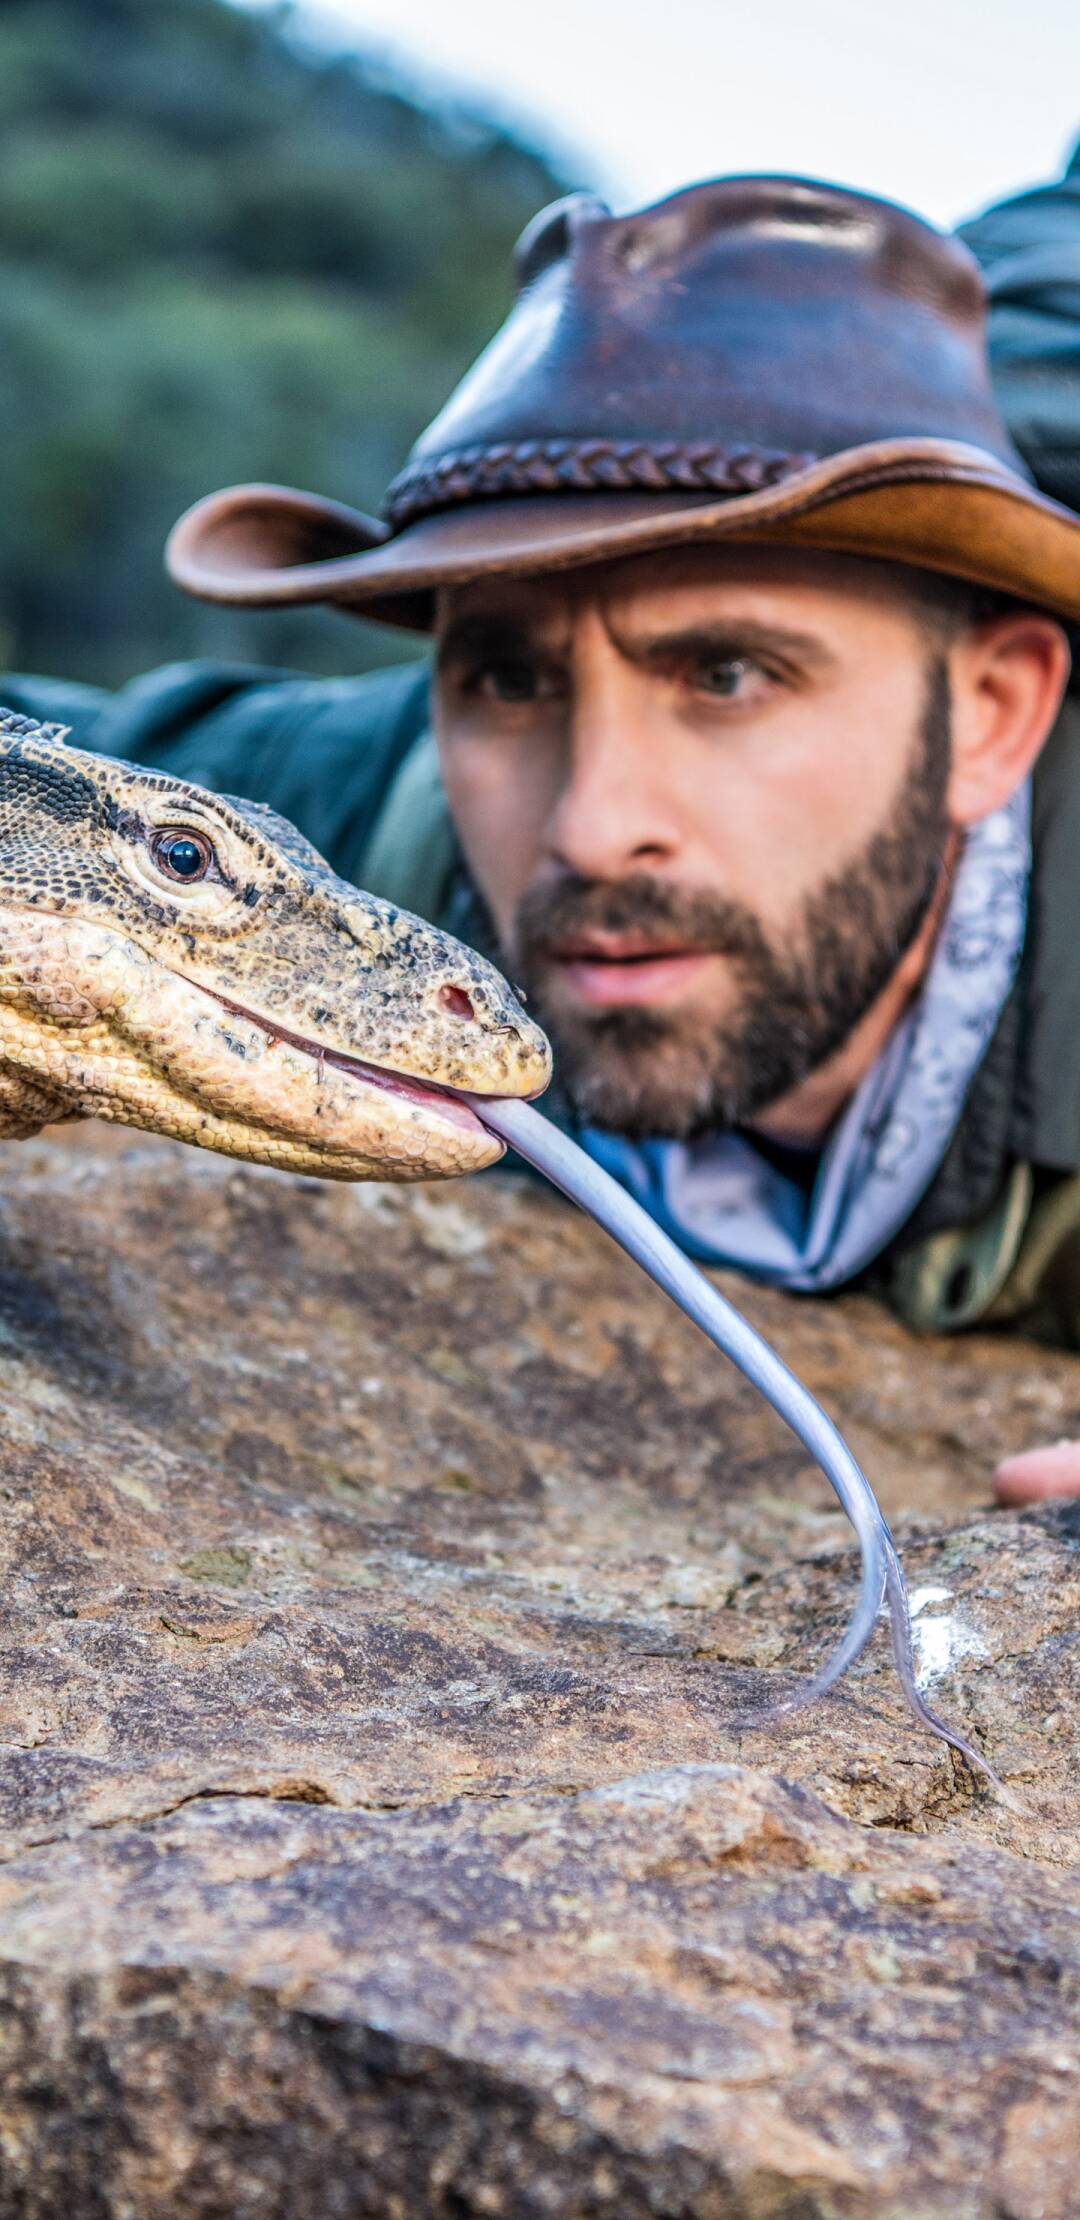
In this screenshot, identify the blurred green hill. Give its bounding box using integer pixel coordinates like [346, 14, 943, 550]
[0, 0, 573, 683]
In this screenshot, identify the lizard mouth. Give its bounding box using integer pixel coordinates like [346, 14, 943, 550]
[196, 983, 486, 1136]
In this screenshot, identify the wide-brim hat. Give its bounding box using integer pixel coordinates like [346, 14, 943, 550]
[166, 175, 1080, 631]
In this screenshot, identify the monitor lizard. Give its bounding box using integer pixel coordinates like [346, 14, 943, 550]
[0, 708, 551, 1180]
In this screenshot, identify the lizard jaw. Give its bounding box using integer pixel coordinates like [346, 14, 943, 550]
[0, 905, 531, 1175]
[194, 982, 492, 1137]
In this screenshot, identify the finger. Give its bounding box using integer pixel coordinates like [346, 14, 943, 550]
[994, 1440, 1080, 1505]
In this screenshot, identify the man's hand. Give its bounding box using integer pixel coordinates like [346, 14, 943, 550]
[994, 1441, 1080, 1504]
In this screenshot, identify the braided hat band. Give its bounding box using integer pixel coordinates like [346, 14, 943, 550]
[172, 178, 1080, 625]
[382, 437, 817, 532]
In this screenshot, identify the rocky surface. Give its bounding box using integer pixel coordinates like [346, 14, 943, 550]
[0, 1126, 1078, 2214]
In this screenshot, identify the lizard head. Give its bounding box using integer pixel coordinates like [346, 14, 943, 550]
[0, 710, 551, 1179]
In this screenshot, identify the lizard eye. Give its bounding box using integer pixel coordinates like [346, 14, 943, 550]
[150, 828, 215, 883]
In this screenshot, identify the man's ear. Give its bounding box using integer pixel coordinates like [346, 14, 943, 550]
[946, 614, 1072, 827]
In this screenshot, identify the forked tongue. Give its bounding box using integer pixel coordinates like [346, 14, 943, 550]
[468, 1094, 1001, 1792]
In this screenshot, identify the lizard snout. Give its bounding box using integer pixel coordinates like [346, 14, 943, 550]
[415, 954, 551, 1104]
[413, 967, 548, 1105]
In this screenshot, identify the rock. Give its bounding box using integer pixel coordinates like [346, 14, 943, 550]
[0, 1125, 1078, 2214]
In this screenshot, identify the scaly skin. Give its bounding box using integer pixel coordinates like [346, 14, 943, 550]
[0, 710, 551, 1178]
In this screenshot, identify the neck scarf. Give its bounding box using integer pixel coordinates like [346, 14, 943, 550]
[578, 783, 1031, 1292]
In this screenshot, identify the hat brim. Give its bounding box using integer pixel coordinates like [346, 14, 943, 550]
[165, 440, 1080, 631]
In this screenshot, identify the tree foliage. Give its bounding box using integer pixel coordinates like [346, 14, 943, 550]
[0, 0, 572, 682]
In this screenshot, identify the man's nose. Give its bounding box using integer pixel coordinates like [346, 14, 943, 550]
[545, 672, 681, 882]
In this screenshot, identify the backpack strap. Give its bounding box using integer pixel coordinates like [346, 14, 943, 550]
[871, 1160, 1034, 1333]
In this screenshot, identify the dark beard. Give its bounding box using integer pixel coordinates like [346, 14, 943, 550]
[508, 657, 953, 1141]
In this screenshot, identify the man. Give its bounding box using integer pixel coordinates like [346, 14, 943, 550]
[7, 173, 1080, 1501]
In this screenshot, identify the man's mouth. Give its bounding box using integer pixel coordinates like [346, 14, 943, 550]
[546, 935, 716, 1009]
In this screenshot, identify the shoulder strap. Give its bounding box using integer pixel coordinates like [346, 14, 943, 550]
[1009, 692, 1080, 1169]
[872, 1161, 1034, 1333]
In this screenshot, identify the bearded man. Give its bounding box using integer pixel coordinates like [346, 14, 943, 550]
[8, 173, 1080, 1501]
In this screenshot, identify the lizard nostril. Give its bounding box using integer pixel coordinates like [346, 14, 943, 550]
[438, 984, 476, 1022]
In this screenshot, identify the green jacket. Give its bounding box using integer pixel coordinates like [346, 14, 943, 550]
[4, 655, 1080, 1345]
[960, 144, 1080, 517]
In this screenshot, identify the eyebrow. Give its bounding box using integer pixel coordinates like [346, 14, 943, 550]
[625, 619, 835, 673]
[435, 611, 836, 678]
[435, 614, 546, 671]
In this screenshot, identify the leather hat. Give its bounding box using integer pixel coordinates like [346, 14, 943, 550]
[166, 174, 1080, 628]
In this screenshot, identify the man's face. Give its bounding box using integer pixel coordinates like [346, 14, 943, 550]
[433, 546, 954, 1139]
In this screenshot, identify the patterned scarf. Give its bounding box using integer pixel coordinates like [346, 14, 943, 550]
[579, 784, 1031, 1292]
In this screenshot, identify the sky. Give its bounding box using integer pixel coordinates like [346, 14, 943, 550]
[237, 0, 1080, 227]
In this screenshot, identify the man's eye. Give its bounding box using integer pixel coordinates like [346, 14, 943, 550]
[692, 656, 755, 698]
[474, 662, 541, 704]
[149, 827, 216, 883]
